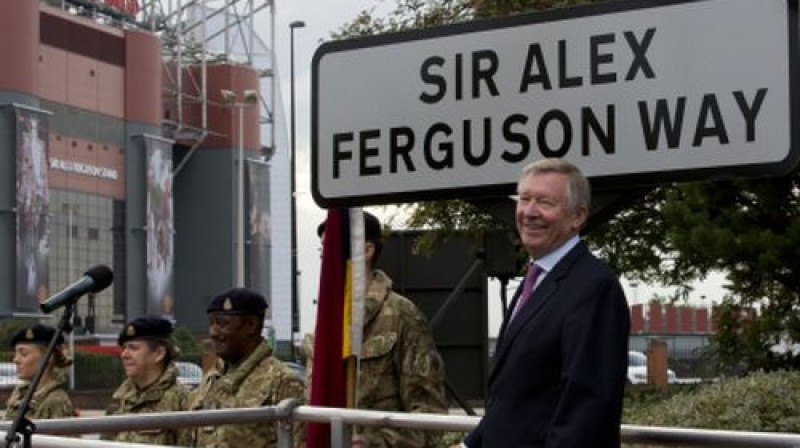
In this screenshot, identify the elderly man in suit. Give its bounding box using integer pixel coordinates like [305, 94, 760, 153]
[460, 158, 630, 448]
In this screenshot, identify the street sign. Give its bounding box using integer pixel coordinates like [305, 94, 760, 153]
[312, 0, 799, 207]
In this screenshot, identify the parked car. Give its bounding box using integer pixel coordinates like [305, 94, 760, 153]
[0, 362, 21, 389]
[175, 361, 203, 389]
[627, 350, 677, 384]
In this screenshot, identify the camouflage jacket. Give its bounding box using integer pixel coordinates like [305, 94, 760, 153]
[355, 270, 447, 448]
[185, 340, 306, 448]
[4, 370, 76, 420]
[103, 363, 190, 446]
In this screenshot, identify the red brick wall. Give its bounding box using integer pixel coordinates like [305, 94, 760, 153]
[630, 304, 644, 333]
[679, 306, 693, 333]
[665, 305, 678, 333]
[696, 308, 709, 333]
[648, 303, 663, 333]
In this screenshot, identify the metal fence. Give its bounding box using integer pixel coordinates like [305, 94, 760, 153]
[0, 435, 174, 448]
[2, 400, 800, 448]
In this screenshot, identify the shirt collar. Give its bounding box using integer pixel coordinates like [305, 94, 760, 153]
[532, 234, 580, 273]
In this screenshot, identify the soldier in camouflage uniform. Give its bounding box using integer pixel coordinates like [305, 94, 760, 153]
[185, 288, 306, 448]
[5, 324, 76, 420]
[103, 315, 189, 445]
[316, 212, 448, 448]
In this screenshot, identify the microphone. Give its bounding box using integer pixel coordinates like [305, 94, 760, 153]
[40, 265, 114, 314]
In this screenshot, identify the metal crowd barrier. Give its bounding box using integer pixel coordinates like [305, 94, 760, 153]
[1, 400, 799, 447]
[0, 435, 173, 448]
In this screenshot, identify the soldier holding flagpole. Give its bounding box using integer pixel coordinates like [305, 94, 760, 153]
[309, 209, 447, 448]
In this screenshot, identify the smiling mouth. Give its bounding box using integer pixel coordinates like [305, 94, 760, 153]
[522, 225, 546, 233]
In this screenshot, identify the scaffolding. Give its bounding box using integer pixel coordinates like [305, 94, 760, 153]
[49, 0, 277, 162]
[142, 0, 275, 164]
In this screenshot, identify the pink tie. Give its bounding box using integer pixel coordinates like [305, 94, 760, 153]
[511, 263, 542, 322]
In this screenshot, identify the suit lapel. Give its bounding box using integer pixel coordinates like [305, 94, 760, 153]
[489, 242, 590, 384]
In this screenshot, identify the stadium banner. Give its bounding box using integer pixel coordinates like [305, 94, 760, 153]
[144, 135, 175, 318]
[246, 159, 271, 306]
[15, 105, 51, 311]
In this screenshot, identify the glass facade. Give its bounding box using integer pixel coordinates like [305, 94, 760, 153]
[48, 189, 125, 334]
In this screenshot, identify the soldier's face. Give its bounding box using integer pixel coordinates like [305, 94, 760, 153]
[208, 313, 251, 363]
[13, 343, 45, 381]
[121, 340, 164, 385]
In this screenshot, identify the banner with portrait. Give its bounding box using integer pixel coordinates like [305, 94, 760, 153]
[15, 107, 51, 311]
[246, 160, 271, 302]
[145, 136, 174, 318]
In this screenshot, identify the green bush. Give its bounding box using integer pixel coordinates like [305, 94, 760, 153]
[624, 370, 800, 432]
[173, 325, 202, 359]
[438, 431, 467, 448]
[73, 351, 125, 389]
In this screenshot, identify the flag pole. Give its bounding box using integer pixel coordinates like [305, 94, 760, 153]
[347, 208, 366, 410]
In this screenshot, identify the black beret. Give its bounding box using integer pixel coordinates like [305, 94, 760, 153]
[316, 211, 382, 242]
[118, 315, 174, 346]
[207, 288, 268, 315]
[11, 324, 63, 348]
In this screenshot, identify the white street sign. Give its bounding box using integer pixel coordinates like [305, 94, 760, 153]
[312, 0, 799, 207]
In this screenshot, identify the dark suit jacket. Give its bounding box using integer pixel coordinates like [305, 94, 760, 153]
[465, 241, 630, 448]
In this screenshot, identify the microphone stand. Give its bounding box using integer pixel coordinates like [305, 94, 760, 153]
[4, 303, 76, 448]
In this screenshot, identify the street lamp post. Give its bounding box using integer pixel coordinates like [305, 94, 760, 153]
[221, 89, 259, 287]
[289, 20, 305, 343]
[236, 104, 245, 287]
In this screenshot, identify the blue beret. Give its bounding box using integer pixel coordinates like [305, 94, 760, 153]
[118, 315, 174, 346]
[207, 288, 267, 315]
[11, 324, 63, 348]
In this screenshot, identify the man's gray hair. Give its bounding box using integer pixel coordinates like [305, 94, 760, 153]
[518, 158, 591, 211]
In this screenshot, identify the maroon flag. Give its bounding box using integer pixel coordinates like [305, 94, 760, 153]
[307, 208, 350, 446]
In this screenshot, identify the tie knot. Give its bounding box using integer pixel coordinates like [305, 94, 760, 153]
[526, 262, 541, 279]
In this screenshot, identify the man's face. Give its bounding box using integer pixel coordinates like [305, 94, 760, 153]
[515, 171, 587, 259]
[208, 313, 252, 363]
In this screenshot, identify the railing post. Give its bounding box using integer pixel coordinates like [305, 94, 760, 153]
[276, 421, 293, 448]
[330, 416, 351, 448]
[276, 398, 300, 448]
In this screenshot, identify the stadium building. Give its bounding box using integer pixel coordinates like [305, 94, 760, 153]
[0, 0, 289, 341]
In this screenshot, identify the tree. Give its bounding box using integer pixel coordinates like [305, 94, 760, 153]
[333, 0, 800, 372]
[330, 0, 474, 40]
[589, 169, 800, 373]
